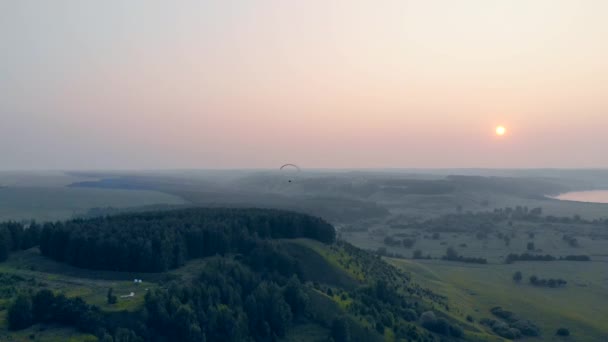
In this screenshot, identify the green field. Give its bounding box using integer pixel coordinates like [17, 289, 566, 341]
[389, 258, 608, 341]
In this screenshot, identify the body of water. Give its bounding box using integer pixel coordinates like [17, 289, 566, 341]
[552, 190, 608, 204]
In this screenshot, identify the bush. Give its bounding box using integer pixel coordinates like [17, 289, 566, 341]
[442, 247, 487, 264]
[107, 288, 117, 305]
[419, 311, 436, 328]
[490, 307, 515, 321]
[511, 319, 540, 336]
[512, 271, 522, 283]
[403, 309, 418, 322]
[449, 324, 464, 338]
[7, 294, 33, 330]
[556, 327, 570, 336]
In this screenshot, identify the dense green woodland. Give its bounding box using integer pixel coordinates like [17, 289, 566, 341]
[38, 208, 336, 272]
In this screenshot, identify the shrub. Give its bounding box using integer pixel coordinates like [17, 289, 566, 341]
[419, 311, 437, 328]
[449, 324, 464, 338]
[490, 307, 515, 321]
[511, 319, 540, 336]
[556, 327, 570, 336]
[403, 309, 418, 322]
[7, 294, 33, 330]
[512, 271, 522, 283]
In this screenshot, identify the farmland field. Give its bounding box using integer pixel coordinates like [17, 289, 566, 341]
[389, 258, 608, 341]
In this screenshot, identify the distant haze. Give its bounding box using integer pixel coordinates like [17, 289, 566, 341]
[1, 1, 607, 170]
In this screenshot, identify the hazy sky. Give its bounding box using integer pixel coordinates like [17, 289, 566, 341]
[2, 0, 607, 169]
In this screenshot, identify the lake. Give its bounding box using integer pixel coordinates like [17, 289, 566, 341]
[552, 190, 608, 204]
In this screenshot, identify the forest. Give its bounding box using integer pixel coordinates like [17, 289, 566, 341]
[38, 208, 335, 272]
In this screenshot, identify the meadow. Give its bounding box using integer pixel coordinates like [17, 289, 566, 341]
[389, 259, 608, 341]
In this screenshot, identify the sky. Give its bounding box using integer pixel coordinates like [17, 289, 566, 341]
[1, 0, 607, 170]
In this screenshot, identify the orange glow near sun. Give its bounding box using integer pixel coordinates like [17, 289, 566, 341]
[495, 126, 506, 136]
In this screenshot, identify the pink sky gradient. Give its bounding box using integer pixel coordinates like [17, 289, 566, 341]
[1, 1, 607, 169]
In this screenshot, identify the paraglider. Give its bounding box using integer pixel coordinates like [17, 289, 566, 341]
[280, 163, 300, 183]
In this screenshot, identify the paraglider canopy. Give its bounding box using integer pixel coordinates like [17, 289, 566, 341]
[280, 164, 300, 183]
[280, 163, 301, 171]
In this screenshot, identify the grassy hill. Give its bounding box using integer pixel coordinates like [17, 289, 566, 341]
[0, 237, 476, 341]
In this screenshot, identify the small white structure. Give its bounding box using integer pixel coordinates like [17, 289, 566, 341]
[120, 292, 135, 298]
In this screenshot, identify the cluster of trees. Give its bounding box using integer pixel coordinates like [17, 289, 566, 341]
[0, 222, 41, 261]
[505, 253, 590, 264]
[382, 236, 416, 249]
[418, 311, 463, 338]
[403, 206, 545, 234]
[513, 272, 568, 288]
[505, 253, 556, 263]
[7, 290, 102, 333]
[39, 208, 336, 272]
[442, 247, 487, 264]
[412, 249, 431, 260]
[142, 259, 308, 342]
[529, 276, 567, 288]
[480, 306, 540, 339]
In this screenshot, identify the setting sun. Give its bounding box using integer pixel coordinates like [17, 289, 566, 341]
[495, 126, 506, 136]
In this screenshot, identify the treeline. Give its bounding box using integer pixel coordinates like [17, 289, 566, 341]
[401, 206, 608, 235]
[529, 276, 567, 288]
[7, 290, 102, 333]
[402, 206, 544, 233]
[0, 222, 41, 262]
[39, 208, 336, 272]
[561, 255, 591, 261]
[442, 247, 487, 264]
[383, 236, 416, 248]
[505, 253, 590, 264]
